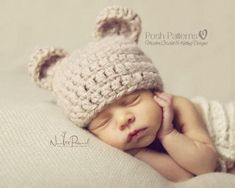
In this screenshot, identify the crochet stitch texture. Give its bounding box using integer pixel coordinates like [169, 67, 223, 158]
[28, 6, 164, 128]
[191, 97, 235, 172]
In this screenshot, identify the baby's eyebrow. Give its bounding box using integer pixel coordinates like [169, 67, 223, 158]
[116, 93, 134, 102]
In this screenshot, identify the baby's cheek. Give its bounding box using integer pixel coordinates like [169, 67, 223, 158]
[156, 105, 163, 120]
[150, 99, 162, 118]
[100, 131, 125, 148]
[109, 140, 126, 150]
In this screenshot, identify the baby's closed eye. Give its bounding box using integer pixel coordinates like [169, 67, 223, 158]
[97, 117, 111, 127]
[91, 93, 140, 129]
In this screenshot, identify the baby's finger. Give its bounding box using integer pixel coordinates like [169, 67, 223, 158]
[154, 96, 168, 107]
[156, 92, 171, 99]
[155, 92, 167, 101]
[156, 92, 173, 103]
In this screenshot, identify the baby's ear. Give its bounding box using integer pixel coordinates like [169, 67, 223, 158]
[94, 6, 141, 43]
[28, 47, 68, 91]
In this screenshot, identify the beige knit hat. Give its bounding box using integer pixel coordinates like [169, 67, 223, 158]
[28, 6, 164, 128]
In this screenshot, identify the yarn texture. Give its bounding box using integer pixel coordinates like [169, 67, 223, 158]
[191, 97, 235, 172]
[28, 6, 164, 128]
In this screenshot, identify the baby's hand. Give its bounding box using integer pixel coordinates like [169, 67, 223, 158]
[154, 92, 175, 139]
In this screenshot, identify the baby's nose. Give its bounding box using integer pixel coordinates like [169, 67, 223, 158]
[119, 113, 135, 131]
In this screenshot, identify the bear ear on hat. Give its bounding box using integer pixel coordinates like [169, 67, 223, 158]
[28, 47, 68, 91]
[94, 6, 141, 43]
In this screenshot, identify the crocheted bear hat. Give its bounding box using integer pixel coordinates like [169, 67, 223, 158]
[28, 6, 164, 128]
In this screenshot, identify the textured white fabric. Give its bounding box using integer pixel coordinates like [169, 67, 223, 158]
[191, 97, 235, 172]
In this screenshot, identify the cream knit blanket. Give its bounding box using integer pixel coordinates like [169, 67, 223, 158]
[190, 97, 235, 172]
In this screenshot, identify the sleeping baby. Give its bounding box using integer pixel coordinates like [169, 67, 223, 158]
[28, 6, 235, 182]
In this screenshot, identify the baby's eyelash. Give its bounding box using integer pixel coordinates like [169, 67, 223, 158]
[97, 118, 110, 127]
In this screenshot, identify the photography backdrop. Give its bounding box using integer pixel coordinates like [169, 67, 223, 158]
[1, 1, 235, 188]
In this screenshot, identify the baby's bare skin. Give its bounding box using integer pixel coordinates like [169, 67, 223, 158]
[88, 89, 233, 182]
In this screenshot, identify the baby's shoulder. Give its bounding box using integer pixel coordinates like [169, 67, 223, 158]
[172, 95, 199, 117]
[172, 95, 207, 132]
[172, 95, 192, 129]
[172, 95, 193, 108]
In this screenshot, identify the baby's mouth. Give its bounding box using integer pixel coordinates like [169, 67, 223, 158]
[127, 128, 147, 142]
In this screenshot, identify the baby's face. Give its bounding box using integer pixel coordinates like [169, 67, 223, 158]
[88, 89, 162, 151]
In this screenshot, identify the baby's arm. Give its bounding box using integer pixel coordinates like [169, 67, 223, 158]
[160, 129, 217, 175]
[156, 93, 218, 175]
[134, 148, 194, 182]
